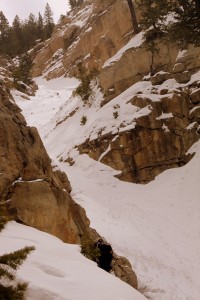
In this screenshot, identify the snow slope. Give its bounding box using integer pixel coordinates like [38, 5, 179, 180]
[13, 75, 200, 300]
[0, 222, 146, 300]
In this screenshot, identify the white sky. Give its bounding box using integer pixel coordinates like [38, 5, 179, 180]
[0, 0, 70, 24]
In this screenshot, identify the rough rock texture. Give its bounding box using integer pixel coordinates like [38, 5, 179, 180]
[31, 0, 200, 185]
[112, 254, 138, 289]
[100, 43, 200, 104]
[26, 0, 200, 286]
[99, 39, 200, 105]
[174, 46, 200, 73]
[0, 85, 90, 243]
[0, 83, 138, 288]
[31, 0, 200, 102]
[32, 0, 134, 78]
[100, 42, 179, 103]
[78, 87, 200, 183]
[54, 169, 72, 193]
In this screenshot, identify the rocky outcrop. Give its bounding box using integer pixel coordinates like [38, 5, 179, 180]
[100, 43, 200, 104]
[0, 84, 90, 243]
[112, 254, 138, 289]
[31, 0, 200, 104]
[32, 0, 134, 78]
[0, 83, 138, 288]
[100, 42, 179, 103]
[68, 24, 199, 184]
[30, 0, 200, 185]
[78, 85, 200, 183]
[173, 46, 200, 75]
[26, 0, 200, 287]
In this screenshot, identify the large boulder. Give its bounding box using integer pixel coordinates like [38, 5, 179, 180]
[8, 181, 78, 243]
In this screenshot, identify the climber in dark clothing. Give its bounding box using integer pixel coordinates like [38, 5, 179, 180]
[95, 239, 113, 272]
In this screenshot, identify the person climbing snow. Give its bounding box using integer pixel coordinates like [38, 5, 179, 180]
[95, 239, 113, 272]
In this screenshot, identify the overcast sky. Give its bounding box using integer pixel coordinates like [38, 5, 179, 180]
[0, 0, 70, 24]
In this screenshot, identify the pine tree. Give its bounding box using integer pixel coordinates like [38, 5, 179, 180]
[13, 52, 33, 85]
[58, 14, 66, 23]
[0, 11, 11, 54]
[0, 8, 57, 57]
[136, 0, 169, 52]
[11, 15, 24, 56]
[136, 0, 171, 74]
[26, 13, 38, 45]
[169, 0, 200, 48]
[136, 0, 171, 32]
[136, 0, 200, 49]
[69, 0, 83, 9]
[0, 246, 35, 300]
[37, 13, 44, 40]
[43, 3, 55, 39]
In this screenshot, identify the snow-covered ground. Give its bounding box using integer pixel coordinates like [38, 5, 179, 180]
[0, 222, 146, 300]
[11, 76, 200, 300]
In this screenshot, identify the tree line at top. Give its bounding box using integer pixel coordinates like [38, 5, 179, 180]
[1, 0, 199, 85]
[2, 0, 199, 59]
[0, 3, 55, 57]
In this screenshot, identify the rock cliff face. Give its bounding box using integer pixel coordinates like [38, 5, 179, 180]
[0, 84, 90, 243]
[78, 85, 200, 183]
[100, 44, 200, 103]
[79, 41, 200, 183]
[32, 0, 133, 78]
[0, 82, 138, 289]
[3, 0, 199, 291]
[31, 0, 200, 184]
